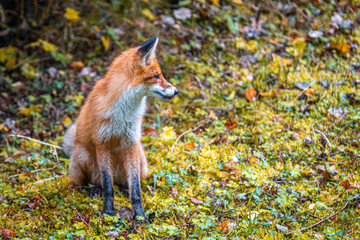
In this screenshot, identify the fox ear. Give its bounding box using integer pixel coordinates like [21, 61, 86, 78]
[137, 37, 159, 66]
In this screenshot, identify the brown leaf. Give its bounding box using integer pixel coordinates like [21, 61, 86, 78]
[4, 205, 13, 216]
[339, 179, 351, 190]
[216, 220, 230, 233]
[191, 197, 204, 204]
[225, 120, 237, 129]
[1, 229, 15, 238]
[10, 81, 25, 89]
[245, 87, 257, 102]
[13, 151, 27, 157]
[185, 142, 195, 149]
[165, 107, 173, 115]
[142, 127, 158, 136]
[222, 163, 234, 172]
[70, 61, 85, 70]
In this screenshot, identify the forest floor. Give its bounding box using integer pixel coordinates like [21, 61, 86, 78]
[1, 0, 360, 239]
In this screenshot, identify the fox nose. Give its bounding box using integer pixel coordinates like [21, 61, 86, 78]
[174, 89, 179, 96]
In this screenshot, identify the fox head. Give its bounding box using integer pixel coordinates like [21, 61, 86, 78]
[131, 37, 178, 101]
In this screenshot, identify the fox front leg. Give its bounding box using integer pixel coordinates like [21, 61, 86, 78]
[125, 147, 147, 222]
[97, 147, 115, 216]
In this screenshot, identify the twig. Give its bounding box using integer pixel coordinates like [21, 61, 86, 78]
[75, 208, 88, 226]
[314, 129, 332, 150]
[285, 200, 350, 235]
[291, 82, 314, 103]
[10, 134, 62, 149]
[171, 124, 204, 152]
[74, 208, 90, 235]
[6, 164, 59, 182]
[25, 176, 63, 190]
[304, 211, 322, 220]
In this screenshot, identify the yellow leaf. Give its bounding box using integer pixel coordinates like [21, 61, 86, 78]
[216, 171, 227, 178]
[292, 38, 306, 56]
[63, 117, 71, 126]
[64, 7, 79, 21]
[282, 58, 293, 66]
[18, 105, 41, 116]
[232, 0, 243, 4]
[0, 45, 16, 68]
[101, 36, 110, 51]
[21, 63, 36, 79]
[331, 42, 351, 54]
[74, 95, 84, 104]
[235, 37, 246, 49]
[141, 9, 155, 20]
[210, 0, 220, 6]
[40, 40, 57, 52]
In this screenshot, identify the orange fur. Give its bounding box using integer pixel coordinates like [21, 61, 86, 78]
[64, 38, 177, 218]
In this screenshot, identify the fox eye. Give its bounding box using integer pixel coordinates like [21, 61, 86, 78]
[154, 75, 160, 79]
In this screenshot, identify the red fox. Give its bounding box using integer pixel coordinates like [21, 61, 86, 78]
[62, 37, 178, 221]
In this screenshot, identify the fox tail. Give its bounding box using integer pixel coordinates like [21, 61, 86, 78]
[62, 123, 76, 157]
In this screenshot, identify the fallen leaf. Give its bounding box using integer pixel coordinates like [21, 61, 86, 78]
[165, 107, 173, 115]
[174, 8, 191, 20]
[216, 171, 227, 178]
[70, 61, 84, 70]
[185, 142, 195, 149]
[191, 197, 204, 204]
[309, 203, 316, 210]
[293, 38, 306, 56]
[208, 110, 217, 120]
[4, 205, 13, 215]
[339, 179, 351, 190]
[245, 87, 257, 102]
[18, 104, 41, 116]
[142, 127, 158, 136]
[1, 229, 15, 238]
[142, 9, 155, 20]
[101, 36, 110, 51]
[13, 151, 26, 157]
[64, 7, 79, 21]
[331, 42, 350, 53]
[225, 120, 237, 129]
[63, 117, 71, 126]
[216, 220, 230, 233]
[10, 81, 25, 89]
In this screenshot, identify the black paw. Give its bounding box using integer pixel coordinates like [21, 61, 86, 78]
[87, 186, 101, 199]
[118, 184, 129, 198]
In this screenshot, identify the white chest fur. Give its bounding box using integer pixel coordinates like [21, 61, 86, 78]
[97, 86, 147, 142]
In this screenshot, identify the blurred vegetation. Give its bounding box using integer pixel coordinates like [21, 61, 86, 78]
[1, 0, 360, 239]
